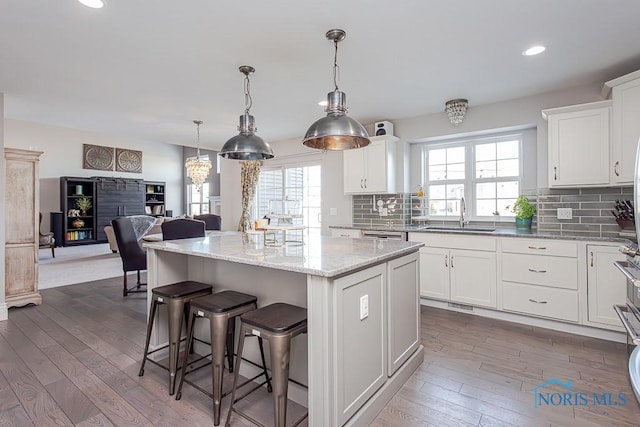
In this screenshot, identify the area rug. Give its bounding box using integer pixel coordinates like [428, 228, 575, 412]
[38, 243, 123, 289]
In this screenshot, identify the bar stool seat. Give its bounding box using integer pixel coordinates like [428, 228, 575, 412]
[176, 291, 272, 426]
[226, 302, 308, 427]
[138, 281, 213, 395]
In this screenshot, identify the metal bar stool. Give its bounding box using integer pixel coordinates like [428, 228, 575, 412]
[225, 303, 308, 427]
[138, 281, 213, 395]
[175, 290, 272, 426]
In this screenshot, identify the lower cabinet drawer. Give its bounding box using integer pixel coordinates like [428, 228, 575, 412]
[502, 253, 578, 290]
[502, 281, 579, 322]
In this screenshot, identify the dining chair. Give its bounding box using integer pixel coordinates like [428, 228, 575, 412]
[112, 217, 147, 297]
[38, 212, 55, 258]
[193, 214, 222, 231]
[162, 218, 206, 240]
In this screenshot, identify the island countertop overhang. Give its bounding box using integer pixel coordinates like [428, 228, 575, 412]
[143, 232, 423, 278]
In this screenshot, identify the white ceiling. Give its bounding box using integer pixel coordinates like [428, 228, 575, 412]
[2, 0, 640, 150]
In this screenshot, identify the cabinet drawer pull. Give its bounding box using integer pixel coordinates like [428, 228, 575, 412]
[445, 254, 448, 267]
[528, 246, 547, 250]
[554, 166, 557, 181]
[360, 179, 364, 189]
[615, 161, 620, 177]
[528, 298, 548, 304]
[527, 268, 547, 273]
[364, 178, 367, 188]
[450, 255, 454, 268]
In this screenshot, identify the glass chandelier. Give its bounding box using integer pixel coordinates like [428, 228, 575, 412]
[445, 99, 469, 126]
[185, 120, 212, 189]
[302, 29, 370, 151]
[219, 66, 274, 160]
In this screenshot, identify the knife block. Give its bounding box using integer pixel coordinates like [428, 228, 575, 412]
[616, 218, 635, 230]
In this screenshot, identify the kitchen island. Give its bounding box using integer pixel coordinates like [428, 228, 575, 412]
[143, 232, 424, 426]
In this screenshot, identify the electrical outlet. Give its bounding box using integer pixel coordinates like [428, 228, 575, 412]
[557, 208, 573, 219]
[379, 207, 388, 216]
[360, 295, 369, 320]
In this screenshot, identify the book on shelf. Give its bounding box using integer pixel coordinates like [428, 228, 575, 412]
[145, 206, 152, 214]
[66, 230, 93, 241]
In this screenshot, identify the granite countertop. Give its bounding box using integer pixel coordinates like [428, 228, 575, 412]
[329, 224, 633, 243]
[143, 232, 424, 278]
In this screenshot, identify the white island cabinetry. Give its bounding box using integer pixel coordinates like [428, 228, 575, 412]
[144, 233, 422, 426]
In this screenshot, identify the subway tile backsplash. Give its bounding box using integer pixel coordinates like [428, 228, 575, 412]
[535, 186, 633, 238]
[351, 186, 633, 238]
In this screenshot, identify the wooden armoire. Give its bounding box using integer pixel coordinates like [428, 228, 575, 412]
[4, 148, 42, 308]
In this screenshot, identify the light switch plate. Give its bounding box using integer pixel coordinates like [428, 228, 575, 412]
[360, 295, 369, 320]
[557, 207, 573, 219]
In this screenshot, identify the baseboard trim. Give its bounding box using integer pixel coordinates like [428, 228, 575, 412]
[421, 298, 626, 343]
[0, 303, 8, 321]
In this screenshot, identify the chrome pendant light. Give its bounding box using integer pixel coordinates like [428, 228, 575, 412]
[302, 29, 370, 151]
[219, 66, 274, 161]
[185, 120, 212, 189]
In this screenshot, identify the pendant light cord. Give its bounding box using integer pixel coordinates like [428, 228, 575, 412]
[244, 74, 253, 114]
[195, 120, 202, 159]
[333, 39, 340, 91]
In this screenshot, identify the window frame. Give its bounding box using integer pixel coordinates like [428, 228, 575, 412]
[254, 161, 322, 237]
[422, 133, 523, 222]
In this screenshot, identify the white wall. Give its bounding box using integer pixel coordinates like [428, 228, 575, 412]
[219, 83, 605, 234]
[402, 83, 604, 190]
[0, 94, 7, 321]
[5, 119, 184, 231]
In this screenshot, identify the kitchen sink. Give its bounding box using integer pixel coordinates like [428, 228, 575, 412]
[424, 225, 495, 232]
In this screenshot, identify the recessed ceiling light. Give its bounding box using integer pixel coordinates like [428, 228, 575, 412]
[318, 100, 328, 107]
[522, 45, 546, 56]
[78, 0, 105, 8]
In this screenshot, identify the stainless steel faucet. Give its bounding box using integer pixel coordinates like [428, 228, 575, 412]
[459, 196, 466, 228]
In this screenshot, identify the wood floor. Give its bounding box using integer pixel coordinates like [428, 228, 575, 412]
[1, 277, 638, 426]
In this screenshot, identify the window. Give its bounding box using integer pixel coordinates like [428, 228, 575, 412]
[188, 182, 210, 216]
[423, 134, 521, 219]
[255, 164, 321, 237]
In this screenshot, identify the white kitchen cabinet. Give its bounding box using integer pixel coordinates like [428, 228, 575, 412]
[543, 101, 611, 187]
[450, 249, 497, 308]
[343, 135, 397, 194]
[586, 244, 626, 329]
[501, 238, 579, 323]
[419, 247, 450, 300]
[410, 233, 497, 308]
[605, 70, 640, 184]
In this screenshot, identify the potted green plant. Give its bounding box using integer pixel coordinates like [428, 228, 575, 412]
[75, 197, 92, 216]
[510, 195, 536, 229]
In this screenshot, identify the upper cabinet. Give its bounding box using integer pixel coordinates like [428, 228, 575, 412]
[343, 135, 397, 194]
[604, 70, 640, 184]
[543, 101, 611, 187]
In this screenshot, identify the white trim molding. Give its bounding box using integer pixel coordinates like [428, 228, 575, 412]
[0, 303, 8, 321]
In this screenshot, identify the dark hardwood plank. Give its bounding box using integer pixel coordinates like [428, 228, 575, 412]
[0, 315, 66, 386]
[45, 377, 102, 424]
[40, 340, 151, 426]
[0, 333, 73, 426]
